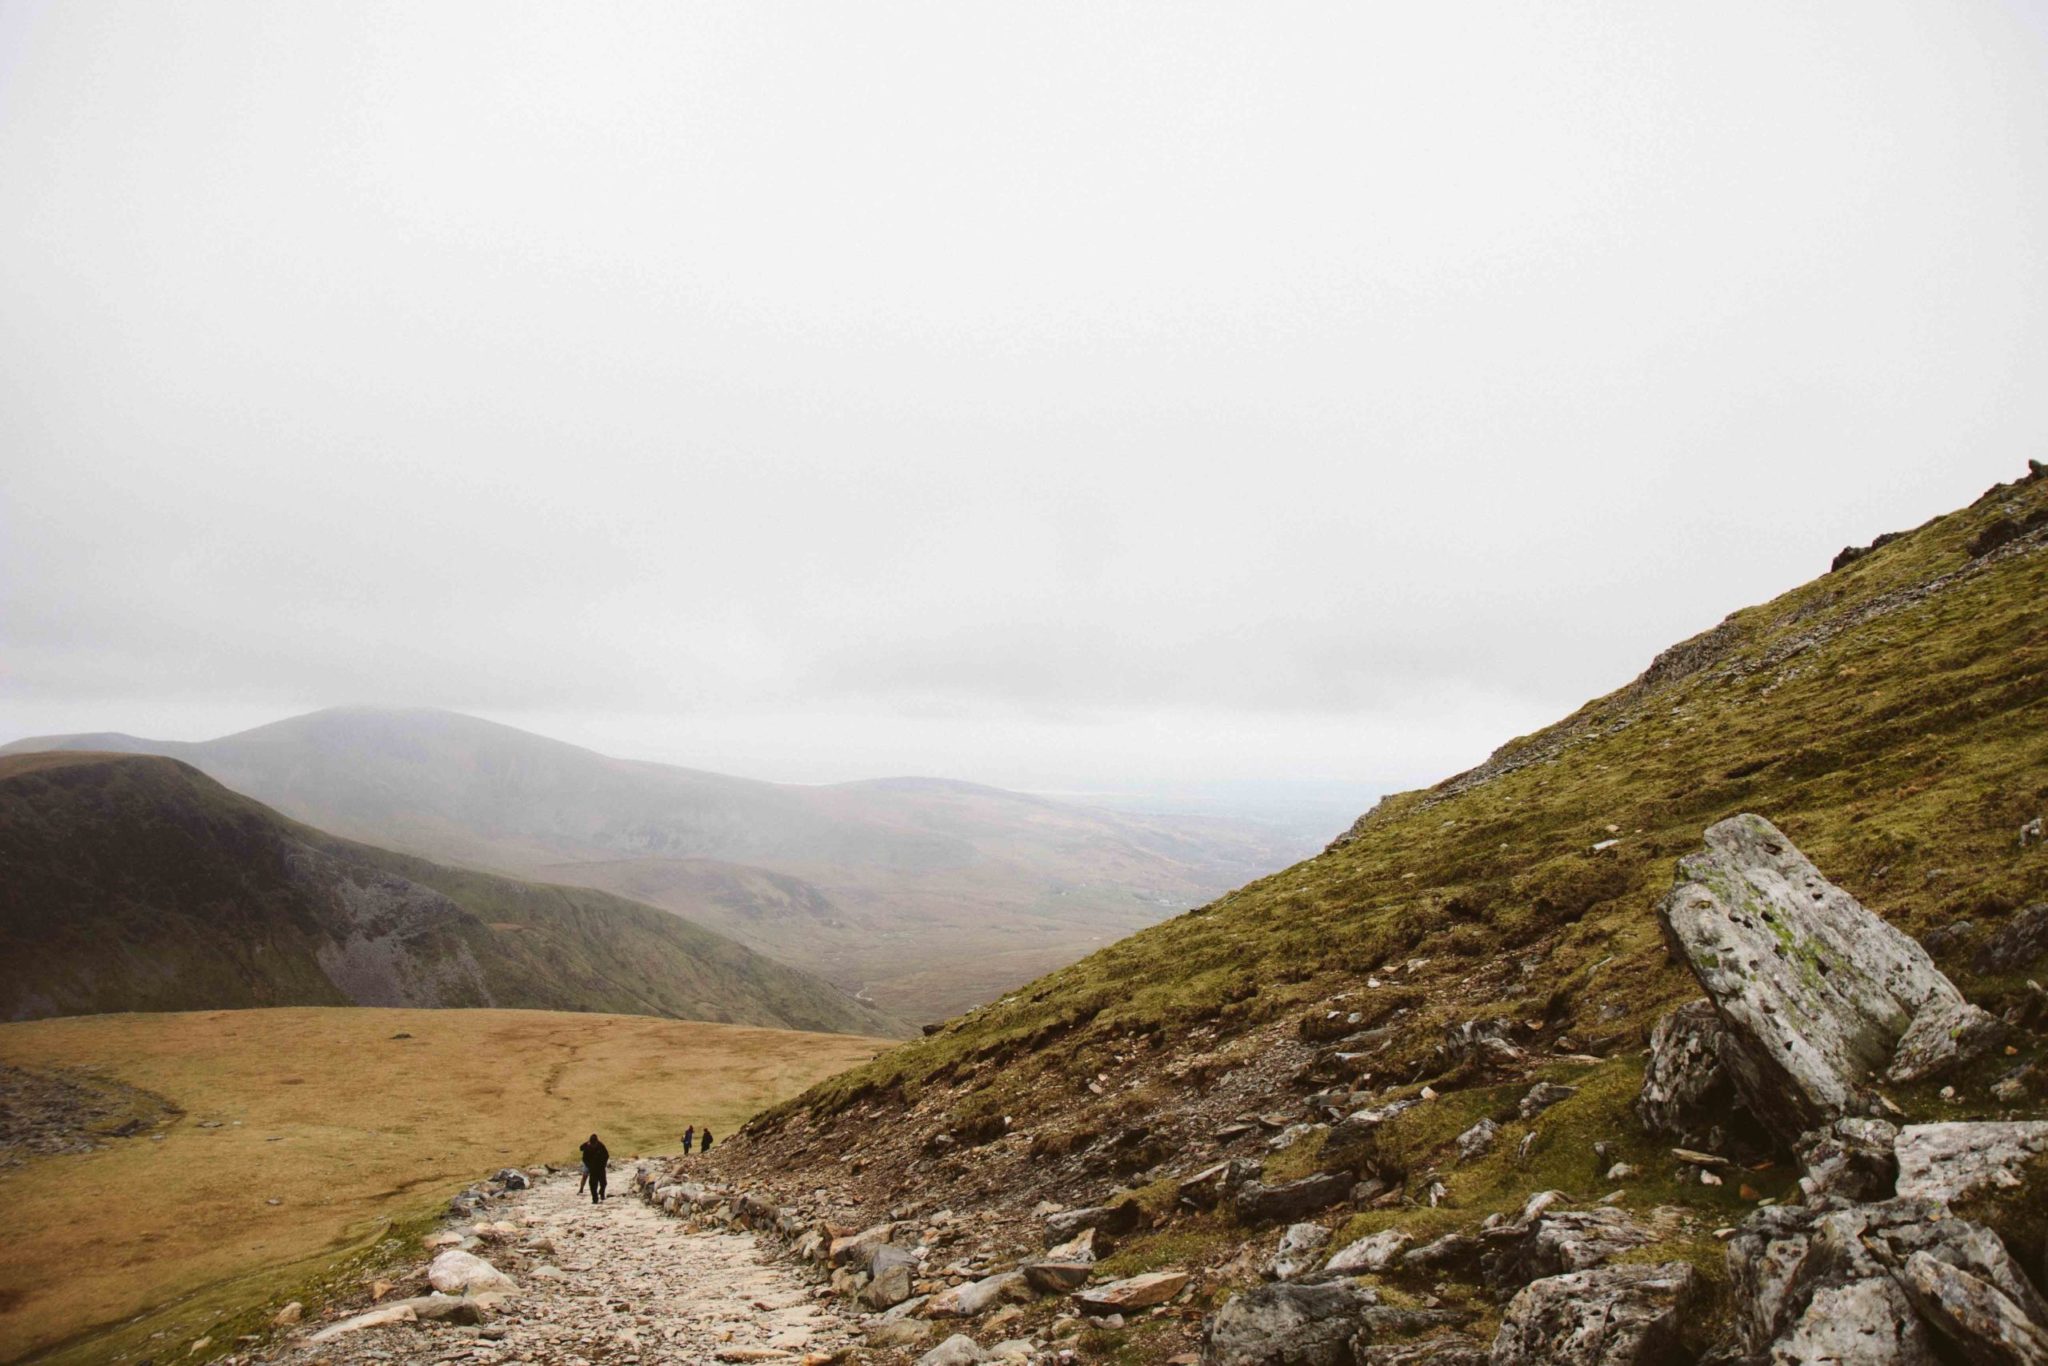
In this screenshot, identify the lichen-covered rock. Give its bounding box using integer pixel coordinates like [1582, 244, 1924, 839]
[1657, 814, 1973, 1145]
[1895, 1121, 2048, 1261]
[1899, 1250, 2048, 1366]
[1324, 1227, 1411, 1275]
[1358, 1342, 1486, 1365]
[1452, 1117, 1500, 1164]
[1481, 1208, 1659, 1295]
[1202, 1281, 1378, 1366]
[1795, 1117, 1899, 1202]
[1637, 999, 1742, 1149]
[1894, 1122, 2048, 1206]
[1519, 1082, 1576, 1120]
[1490, 1263, 1700, 1366]
[1886, 996, 2007, 1083]
[1268, 1223, 1332, 1281]
[1712, 1198, 2035, 1364]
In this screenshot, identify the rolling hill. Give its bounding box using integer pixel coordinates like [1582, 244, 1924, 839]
[0, 752, 900, 1034]
[689, 464, 2048, 1360]
[1, 711, 1313, 1021]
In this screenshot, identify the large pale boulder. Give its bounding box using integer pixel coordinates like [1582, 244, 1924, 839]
[924, 1271, 1029, 1319]
[1490, 1263, 1699, 1366]
[1657, 814, 1990, 1143]
[426, 1248, 517, 1296]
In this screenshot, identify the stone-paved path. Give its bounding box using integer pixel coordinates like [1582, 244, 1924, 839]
[269, 1171, 856, 1366]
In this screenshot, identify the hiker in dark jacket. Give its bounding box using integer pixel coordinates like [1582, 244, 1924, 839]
[700, 1127, 713, 1153]
[682, 1125, 695, 1154]
[579, 1133, 610, 1203]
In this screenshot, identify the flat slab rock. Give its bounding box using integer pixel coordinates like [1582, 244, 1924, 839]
[1075, 1271, 1189, 1314]
[1656, 814, 1991, 1142]
[1894, 1120, 2048, 1205]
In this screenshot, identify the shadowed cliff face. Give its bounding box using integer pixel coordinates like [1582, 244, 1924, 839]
[0, 752, 901, 1035]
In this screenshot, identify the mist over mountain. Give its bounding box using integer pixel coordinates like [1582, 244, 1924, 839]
[2, 709, 1313, 1020]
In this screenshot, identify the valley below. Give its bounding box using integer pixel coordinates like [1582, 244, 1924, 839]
[0, 1007, 885, 1365]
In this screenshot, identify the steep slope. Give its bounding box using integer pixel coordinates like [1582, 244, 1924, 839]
[688, 465, 2048, 1361]
[0, 753, 900, 1034]
[2, 710, 1311, 1021]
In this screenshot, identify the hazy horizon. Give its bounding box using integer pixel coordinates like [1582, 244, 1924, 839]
[5, 2, 2046, 796]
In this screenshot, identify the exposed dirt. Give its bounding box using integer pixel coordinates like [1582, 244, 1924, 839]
[0, 1062, 177, 1171]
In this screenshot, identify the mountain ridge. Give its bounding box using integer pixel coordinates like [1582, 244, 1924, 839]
[0, 751, 901, 1034]
[1, 708, 1313, 1019]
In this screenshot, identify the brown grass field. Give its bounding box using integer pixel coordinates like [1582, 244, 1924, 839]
[0, 1008, 887, 1364]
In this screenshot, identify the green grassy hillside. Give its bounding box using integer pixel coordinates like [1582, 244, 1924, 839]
[0, 753, 902, 1035]
[760, 463, 2048, 1135]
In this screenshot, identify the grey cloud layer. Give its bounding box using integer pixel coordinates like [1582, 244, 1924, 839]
[3, 1, 2045, 786]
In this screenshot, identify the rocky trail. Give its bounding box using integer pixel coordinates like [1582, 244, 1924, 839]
[259, 1171, 862, 1366]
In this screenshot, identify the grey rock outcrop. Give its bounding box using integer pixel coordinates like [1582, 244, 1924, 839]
[1794, 1118, 1898, 1202]
[1233, 1172, 1351, 1226]
[1894, 1121, 2048, 1206]
[1268, 1222, 1332, 1280]
[1480, 1207, 1659, 1295]
[918, 1334, 986, 1366]
[1202, 1281, 1379, 1366]
[1044, 1201, 1141, 1243]
[1636, 999, 1743, 1149]
[1490, 1262, 1700, 1366]
[1972, 904, 2048, 976]
[1900, 1251, 2048, 1365]
[1713, 1197, 2048, 1364]
[1323, 1228, 1412, 1276]
[1656, 814, 1993, 1143]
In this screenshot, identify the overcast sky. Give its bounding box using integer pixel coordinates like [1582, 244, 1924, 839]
[3, 2, 2045, 795]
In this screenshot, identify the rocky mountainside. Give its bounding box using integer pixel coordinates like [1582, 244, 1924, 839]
[0, 708, 1311, 1022]
[661, 464, 2048, 1363]
[0, 752, 899, 1035]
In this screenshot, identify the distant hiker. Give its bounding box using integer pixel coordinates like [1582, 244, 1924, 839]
[700, 1127, 713, 1153]
[580, 1133, 610, 1203]
[682, 1125, 695, 1154]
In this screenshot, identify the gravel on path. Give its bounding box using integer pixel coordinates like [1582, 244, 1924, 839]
[263, 1170, 855, 1366]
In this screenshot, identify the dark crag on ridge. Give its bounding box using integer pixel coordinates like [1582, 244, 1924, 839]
[0, 752, 901, 1035]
